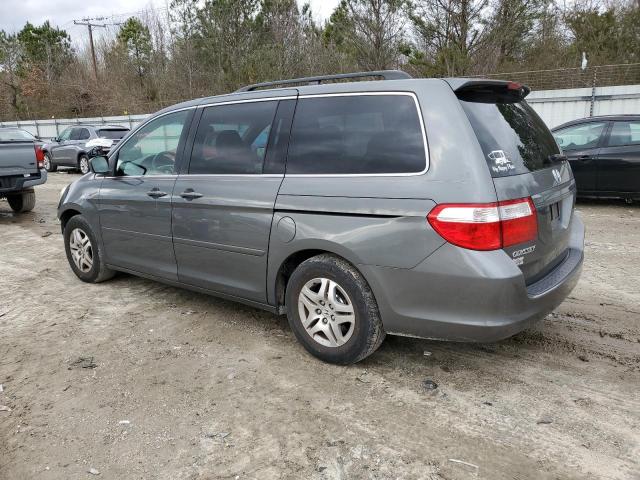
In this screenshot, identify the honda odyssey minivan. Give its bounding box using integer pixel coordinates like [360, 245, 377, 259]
[58, 70, 584, 364]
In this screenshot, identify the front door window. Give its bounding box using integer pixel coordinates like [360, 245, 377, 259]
[116, 110, 190, 176]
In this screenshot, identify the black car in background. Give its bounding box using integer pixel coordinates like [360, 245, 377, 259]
[552, 115, 640, 203]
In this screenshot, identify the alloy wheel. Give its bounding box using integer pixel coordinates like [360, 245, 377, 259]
[79, 157, 89, 174]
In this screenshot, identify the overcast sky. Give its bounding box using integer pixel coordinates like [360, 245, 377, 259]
[0, 0, 340, 36]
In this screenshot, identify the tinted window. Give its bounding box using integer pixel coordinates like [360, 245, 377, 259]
[607, 121, 640, 147]
[0, 129, 35, 141]
[461, 100, 559, 177]
[98, 129, 129, 140]
[58, 128, 72, 141]
[70, 128, 90, 140]
[552, 122, 607, 151]
[189, 101, 278, 174]
[116, 110, 190, 176]
[286, 95, 426, 174]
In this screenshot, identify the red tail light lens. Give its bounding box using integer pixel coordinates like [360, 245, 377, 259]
[427, 197, 537, 251]
[34, 145, 45, 169]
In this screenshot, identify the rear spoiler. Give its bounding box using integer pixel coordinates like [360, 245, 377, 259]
[444, 78, 531, 103]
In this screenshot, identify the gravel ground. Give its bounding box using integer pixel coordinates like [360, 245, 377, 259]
[1, 172, 639, 480]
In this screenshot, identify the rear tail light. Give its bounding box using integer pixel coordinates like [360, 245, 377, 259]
[427, 197, 537, 251]
[34, 145, 45, 169]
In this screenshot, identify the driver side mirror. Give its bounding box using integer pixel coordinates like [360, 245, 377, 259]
[89, 156, 110, 175]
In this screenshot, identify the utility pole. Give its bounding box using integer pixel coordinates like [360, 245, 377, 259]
[73, 18, 107, 80]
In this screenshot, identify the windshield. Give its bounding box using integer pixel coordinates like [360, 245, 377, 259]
[0, 129, 35, 141]
[460, 100, 559, 177]
[98, 129, 129, 140]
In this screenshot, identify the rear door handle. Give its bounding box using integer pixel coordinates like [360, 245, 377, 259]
[180, 189, 203, 200]
[147, 188, 167, 198]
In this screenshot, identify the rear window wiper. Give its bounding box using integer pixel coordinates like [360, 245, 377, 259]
[545, 154, 567, 165]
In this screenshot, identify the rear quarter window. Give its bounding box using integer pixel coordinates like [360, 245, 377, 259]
[286, 94, 427, 175]
[460, 100, 559, 177]
[607, 121, 640, 147]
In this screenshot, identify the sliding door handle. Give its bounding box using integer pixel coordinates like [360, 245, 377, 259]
[180, 189, 203, 200]
[146, 188, 167, 198]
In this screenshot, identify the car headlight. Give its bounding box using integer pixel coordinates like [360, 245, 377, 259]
[59, 185, 69, 200]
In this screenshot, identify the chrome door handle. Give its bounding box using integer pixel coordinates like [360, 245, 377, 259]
[180, 190, 203, 200]
[147, 189, 167, 198]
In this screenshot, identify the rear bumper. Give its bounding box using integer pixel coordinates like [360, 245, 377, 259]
[0, 169, 47, 195]
[361, 213, 585, 342]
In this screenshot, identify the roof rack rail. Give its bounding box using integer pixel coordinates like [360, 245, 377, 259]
[235, 70, 412, 93]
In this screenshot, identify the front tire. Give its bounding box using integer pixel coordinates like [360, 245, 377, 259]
[44, 153, 57, 172]
[63, 215, 115, 283]
[285, 254, 385, 365]
[78, 154, 90, 174]
[7, 190, 36, 213]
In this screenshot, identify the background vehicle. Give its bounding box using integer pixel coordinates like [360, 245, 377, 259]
[58, 71, 584, 364]
[552, 115, 640, 203]
[0, 127, 47, 213]
[42, 124, 129, 174]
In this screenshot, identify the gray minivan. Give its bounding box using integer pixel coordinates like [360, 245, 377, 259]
[58, 71, 584, 364]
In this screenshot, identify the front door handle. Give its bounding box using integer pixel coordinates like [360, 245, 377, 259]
[578, 155, 591, 161]
[180, 189, 203, 200]
[147, 188, 167, 198]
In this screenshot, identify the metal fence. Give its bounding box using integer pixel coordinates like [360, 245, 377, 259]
[528, 84, 640, 127]
[1, 83, 639, 136]
[470, 63, 640, 91]
[0, 114, 150, 140]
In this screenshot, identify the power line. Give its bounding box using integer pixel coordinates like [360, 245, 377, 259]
[73, 18, 123, 80]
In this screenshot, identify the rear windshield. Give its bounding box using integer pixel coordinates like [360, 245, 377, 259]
[460, 100, 559, 177]
[98, 129, 128, 140]
[0, 129, 35, 141]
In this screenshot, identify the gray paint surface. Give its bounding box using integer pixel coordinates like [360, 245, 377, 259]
[0, 138, 47, 195]
[58, 77, 585, 342]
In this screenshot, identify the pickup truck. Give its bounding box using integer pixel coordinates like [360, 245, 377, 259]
[0, 127, 47, 213]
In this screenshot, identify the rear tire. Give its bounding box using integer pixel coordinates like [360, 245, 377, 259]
[44, 153, 57, 172]
[285, 254, 385, 365]
[63, 215, 115, 283]
[7, 190, 36, 213]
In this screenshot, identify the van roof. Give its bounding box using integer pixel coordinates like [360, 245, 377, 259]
[155, 72, 528, 116]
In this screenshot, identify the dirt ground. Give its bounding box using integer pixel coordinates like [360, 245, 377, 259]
[0, 172, 638, 480]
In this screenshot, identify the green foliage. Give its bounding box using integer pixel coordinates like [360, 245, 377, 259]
[323, 0, 407, 70]
[117, 17, 153, 80]
[16, 21, 72, 68]
[323, 1, 352, 48]
[1, 0, 639, 121]
[0, 31, 24, 113]
[566, 5, 640, 65]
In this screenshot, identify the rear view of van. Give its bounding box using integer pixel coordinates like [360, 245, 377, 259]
[269, 75, 585, 363]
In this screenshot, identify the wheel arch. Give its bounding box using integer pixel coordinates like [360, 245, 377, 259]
[59, 208, 82, 233]
[271, 245, 369, 312]
[77, 150, 89, 163]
